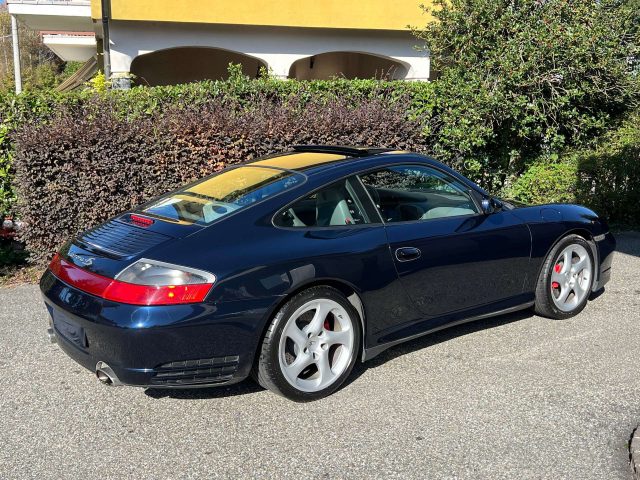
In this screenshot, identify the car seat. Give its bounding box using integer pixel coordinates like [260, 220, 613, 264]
[316, 187, 352, 226]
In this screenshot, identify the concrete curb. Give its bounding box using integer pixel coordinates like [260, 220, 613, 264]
[631, 426, 640, 480]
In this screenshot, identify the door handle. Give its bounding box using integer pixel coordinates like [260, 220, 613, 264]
[395, 247, 421, 262]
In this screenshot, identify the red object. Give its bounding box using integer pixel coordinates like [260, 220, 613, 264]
[0, 217, 16, 240]
[129, 214, 154, 228]
[0, 229, 16, 240]
[48, 254, 213, 305]
[554, 263, 562, 273]
[551, 282, 560, 289]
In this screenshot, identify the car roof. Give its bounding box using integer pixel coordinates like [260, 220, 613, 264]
[248, 145, 490, 198]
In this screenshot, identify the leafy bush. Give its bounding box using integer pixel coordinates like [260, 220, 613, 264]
[13, 94, 428, 264]
[0, 90, 80, 214]
[415, 0, 640, 190]
[505, 109, 640, 226]
[574, 111, 640, 226]
[503, 158, 579, 205]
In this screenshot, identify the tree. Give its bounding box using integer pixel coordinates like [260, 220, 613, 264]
[414, 0, 640, 190]
[0, 4, 64, 92]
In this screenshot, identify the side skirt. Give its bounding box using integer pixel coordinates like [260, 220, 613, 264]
[362, 301, 535, 361]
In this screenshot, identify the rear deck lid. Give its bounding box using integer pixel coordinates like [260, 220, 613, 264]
[78, 218, 171, 258]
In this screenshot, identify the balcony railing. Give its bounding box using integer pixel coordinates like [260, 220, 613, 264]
[7, 0, 91, 5]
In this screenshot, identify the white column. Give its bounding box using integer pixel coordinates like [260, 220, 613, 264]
[11, 15, 22, 94]
[253, 53, 307, 80]
[399, 55, 430, 81]
[109, 50, 133, 89]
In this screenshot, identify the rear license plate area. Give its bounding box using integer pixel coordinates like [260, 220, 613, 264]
[53, 311, 87, 349]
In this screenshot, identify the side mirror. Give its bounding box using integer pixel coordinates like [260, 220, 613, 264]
[481, 198, 492, 214]
[481, 197, 503, 215]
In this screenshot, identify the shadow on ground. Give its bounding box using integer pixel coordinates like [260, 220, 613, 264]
[145, 307, 534, 401]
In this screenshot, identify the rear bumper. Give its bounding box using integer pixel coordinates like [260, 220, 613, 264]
[40, 270, 277, 388]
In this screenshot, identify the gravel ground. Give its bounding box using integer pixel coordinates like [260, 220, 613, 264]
[1, 233, 639, 480]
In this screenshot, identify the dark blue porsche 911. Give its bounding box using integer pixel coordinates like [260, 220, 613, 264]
[40, 145, 615, 401]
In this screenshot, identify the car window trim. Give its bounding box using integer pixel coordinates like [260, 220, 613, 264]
[353, 175, 386, 224]
[140, 164, 306, 208]
[271, 159, 488, 230]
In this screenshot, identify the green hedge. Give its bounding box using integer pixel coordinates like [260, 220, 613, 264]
[12, 91, 430, 263]
[2, 73, 639, 265]
[574, 111, 640, 227]
[0, 76, 435, 216]
[505, 110, 640, 226]
[504, 158, 579, 205]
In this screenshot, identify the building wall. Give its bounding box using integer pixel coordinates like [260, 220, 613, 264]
[109, 21, 430, 82]
[92, 0, 433, 31]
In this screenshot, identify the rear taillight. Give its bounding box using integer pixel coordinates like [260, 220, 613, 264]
[48, 254, 215, 306]
[129, 214, 154, 228]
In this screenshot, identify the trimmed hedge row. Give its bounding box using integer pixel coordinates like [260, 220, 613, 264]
[13, 95, 428, 263]
[4, 75, 639, 265]
[0, 77, 435, 216]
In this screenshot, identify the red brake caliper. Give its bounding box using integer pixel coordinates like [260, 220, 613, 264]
[552, 263, 562, 289]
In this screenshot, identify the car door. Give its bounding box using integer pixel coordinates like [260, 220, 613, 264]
[272, 175, 419, 342]
[359, 164, 531, 319]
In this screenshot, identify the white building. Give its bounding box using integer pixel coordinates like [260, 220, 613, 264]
[8, 0, 432, 88]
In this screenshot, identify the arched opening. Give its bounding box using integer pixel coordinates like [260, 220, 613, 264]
[289, 52, 408, 80]
[130, 47, 266, 86]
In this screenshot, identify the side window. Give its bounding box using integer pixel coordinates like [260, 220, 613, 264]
[274, 178, 372, 228]
[359, 165, 479, 223]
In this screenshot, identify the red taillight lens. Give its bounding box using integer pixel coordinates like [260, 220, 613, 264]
[129, 214, 154, 228]
[48, 254, 214, 306]
[49, 253, 111, 297]
[102, 282, 213, 305]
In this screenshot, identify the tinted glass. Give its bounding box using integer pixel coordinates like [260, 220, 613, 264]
[359, 165, 479, 222]
[252, 152, 347, 170]
[142, 167, 304, 225]
[274, 178, 371, 227]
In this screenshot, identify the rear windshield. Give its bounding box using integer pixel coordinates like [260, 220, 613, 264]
[141, 166, 304, 225]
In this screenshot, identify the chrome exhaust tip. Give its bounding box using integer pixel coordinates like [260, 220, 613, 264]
[46, 328, 56, 344]
[96, 369, 113, 385]
[95, 361, 121, 386]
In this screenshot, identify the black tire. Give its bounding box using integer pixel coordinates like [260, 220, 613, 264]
[254, 286, 362, 402]
[534, 234, 595, 319]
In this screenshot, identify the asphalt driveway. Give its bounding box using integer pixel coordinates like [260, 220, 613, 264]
[1, 233, 639, 479]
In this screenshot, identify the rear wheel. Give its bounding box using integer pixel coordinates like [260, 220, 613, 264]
[255, 286, 361, 401]
[534, 235, 594, 319]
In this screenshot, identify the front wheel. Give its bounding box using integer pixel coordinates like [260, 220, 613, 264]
[534, 234, 594, 319]
[255, 286, 361, 401]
